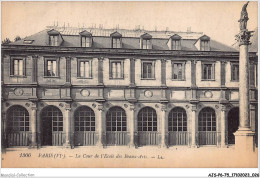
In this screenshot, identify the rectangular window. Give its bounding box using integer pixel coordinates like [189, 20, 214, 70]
[201, 40, 210, 51]
[77, 59, 92, 78]
[202, 63, 215, 80]
[44, 58, 59, 77]
[10, 58, 26, 76]
[109, 60, 124, 79]
[112, 38, 121, 48]
[81, 37, 91, 47]
[142, 61, 155, 79]
[231, 63, 239, 81]
[172, 40, 181, 50]
[142, 39, 151, 49]
[172, 62, 185, 80]
[50, 35, 58, 46]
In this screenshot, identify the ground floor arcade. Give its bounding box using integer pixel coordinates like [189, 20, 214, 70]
[1, 100, 258, 148]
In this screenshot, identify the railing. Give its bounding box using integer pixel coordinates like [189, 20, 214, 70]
[138, 131, 159, 146]
[52, 132, 65, 146]
[168, 131, 189, 146]
[74, 131, 96, 146]
[105, 131, 129, 146]
[197, 131, 219, 145]
[7, 132, 30, 147]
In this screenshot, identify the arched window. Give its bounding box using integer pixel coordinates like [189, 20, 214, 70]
[106, 107, 127, 132]
[168, 107, 187, 132]
[198, 107, 216, 132]
[138, 107, 157, 132]
[7, 105, 29, 133]
[74, 106, 95, 132]
[41, 106, 63, 146]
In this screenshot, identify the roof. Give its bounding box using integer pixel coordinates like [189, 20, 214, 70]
[110, 31, 122, 38]
[79, 30, 92, 36]
[140, 33, 152, 39]
[8, 26, 238, 52]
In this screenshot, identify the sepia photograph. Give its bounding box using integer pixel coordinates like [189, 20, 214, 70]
[0, 0, 259, 177]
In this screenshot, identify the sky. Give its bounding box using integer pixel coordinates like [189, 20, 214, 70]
[1, 1, 258, 46]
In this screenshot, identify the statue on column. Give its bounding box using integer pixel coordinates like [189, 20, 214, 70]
[238, 1, 249, 31]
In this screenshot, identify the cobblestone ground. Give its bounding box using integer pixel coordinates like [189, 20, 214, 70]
[1, 146, 258, 168]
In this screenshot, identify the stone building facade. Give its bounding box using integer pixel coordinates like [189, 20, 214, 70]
[1, 27, 258, 149]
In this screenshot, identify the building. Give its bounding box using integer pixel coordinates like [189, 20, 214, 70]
[1, 26, 258, 149]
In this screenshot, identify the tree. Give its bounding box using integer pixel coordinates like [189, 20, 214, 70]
[14, 36, 21, 42]
[2, 38, 11, 45]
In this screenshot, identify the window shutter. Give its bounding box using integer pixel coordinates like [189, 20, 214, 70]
[10, 58, 14, 75]
[57, 58, 60, 77]
[182, 62, 185, 80]
[152, 61, 155, 78]
[23, 58, 26, 76]
[141, 61, 143, 78]
[77, 59, 80, 77]
[212, 63, 215, 80]
[201, 63, 204, 79]
[44, 58, 47, 76]
[89, 60, 92, 78]
[121, 61, 124, 78]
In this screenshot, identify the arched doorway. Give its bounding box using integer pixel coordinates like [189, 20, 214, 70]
[168, 107, 188, 146]
[74, 106, 95, 146]
[106, 106, 127, 145]
[41, 106, 63, 146]
[227, 107, 239, 145]
[198, 107, 217, 145]
[6, 105, 30, 147]
[137, 107, 158, 146]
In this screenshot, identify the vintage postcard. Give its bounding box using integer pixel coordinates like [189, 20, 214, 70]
[1, 1, 258, 172]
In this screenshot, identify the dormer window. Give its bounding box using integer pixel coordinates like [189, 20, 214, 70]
[50, 35, 58, 46]
[198, 35, 210, 51]
[140, 33, 152, 49]
[47, 29, 62, 46]
[201, 40, 210, 51]
[79, 30, 92, 47]
[110, 31, 122, 48]
[168, 34, 181, 50]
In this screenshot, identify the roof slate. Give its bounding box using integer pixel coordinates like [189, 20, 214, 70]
[9, 27, 237, 52]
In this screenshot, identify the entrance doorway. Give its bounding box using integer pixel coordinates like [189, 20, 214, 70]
[227, 107, 239, 144]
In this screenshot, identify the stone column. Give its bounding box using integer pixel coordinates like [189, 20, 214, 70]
[161, 104, 167, 147]
[234, 29, 255, 151]
[97, 104, 103, 147]
[220, 105, 227, 148]
[64, 104, 71, 147]
[191, 104, 197, 147]
[2, 112, 7, 149]
[129, 104, 135, 147]
[30, 104, 37, 147]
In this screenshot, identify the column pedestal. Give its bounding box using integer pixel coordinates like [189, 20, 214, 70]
[234, 128, 255, 152]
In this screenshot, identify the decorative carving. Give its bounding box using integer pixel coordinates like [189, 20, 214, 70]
[72, 103, 77, 108]
[155, 104, 159, 108]
[185, 105, 190, 109]
[92, 103, 96, 108]
[144, 90, 153, 98]
[5, 102, 10, 107]
[138, 104, 141, 108]
[191, 104, 197, 112]
[124, 104, 128, 108]
[40, 103, 44, 107]
[105, 103, 110, 108]
[98, 104, 103, 111]
[161, 104, 167, 112]
[167, 103, 172, 108]
[235, 30, 253, 46]
[14, 88, 23, 96]
[197, 104, 202, 109]
[25, 103, 30, 107]
[130, 104, 135, 111]
[59, 103, 64, 107]
[204, 91, 213, 98]
[80, 89, 90, 97]
[215, 105, 219, 109]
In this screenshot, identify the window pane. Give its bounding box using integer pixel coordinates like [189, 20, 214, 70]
[18, 60, 23, 76]
[85, 61, 90, 78]
[52, 61, 57, 76]
[14, 60, 19, 75]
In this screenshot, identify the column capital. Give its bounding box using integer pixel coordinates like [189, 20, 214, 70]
[65, 103, 71, 111]
[221, 61, 227, 64]
[160, 58, 166, 63]
[221, 105, 227, 112]
[31, 107, 37, 111]
[98, 56, 104, 61]
[130, 58, 135, 61]
[65, 56, 72, 60]
[32, 55, 38, 59]
[236, 30, 254, 46]
[249, 104, 256, 110]
[161, 104, 167, 112]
